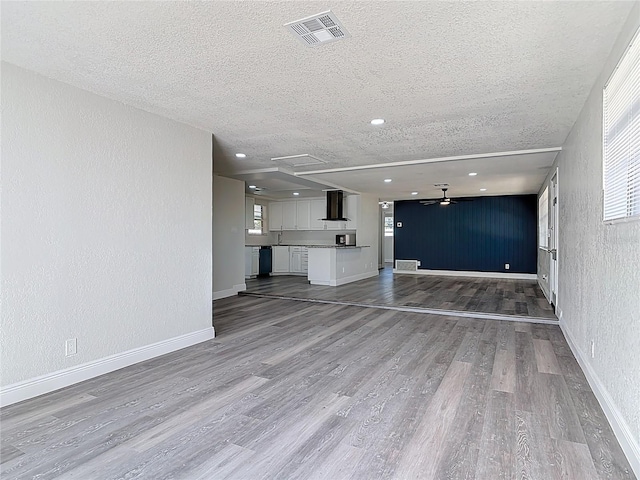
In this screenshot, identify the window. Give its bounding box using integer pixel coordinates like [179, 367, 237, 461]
[539, 187, 549, 248]
[603, 27, 640, 222]
[384, 216, 394, 236]
[247, 204, 264, 235]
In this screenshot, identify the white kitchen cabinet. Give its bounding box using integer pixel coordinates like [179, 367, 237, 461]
[309, 199, 325, 230]
[282, 201, 297, 230]
[245, 197, 255, 230]
[273, 246, 290, 273]
[269, 202, 283, 231]
[289, 246, 309, 274]
[245, 246, 259, 278]
[346, 195, 359, 230]
[296, 200, 310, 230]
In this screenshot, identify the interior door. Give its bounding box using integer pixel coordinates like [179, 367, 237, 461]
[549, 171, 559, 308]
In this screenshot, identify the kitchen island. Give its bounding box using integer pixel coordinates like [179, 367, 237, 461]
[307, 245, 378, 286]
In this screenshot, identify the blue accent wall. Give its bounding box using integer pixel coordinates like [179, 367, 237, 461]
[394, 195, 537, 274]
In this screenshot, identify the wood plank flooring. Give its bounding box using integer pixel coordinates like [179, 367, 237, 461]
[244, 268, 557, 320]
[1, 295, 632, 479]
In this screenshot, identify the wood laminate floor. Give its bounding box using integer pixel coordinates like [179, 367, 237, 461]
[1, 296, 632, 479]
[244, 267, 557, 320]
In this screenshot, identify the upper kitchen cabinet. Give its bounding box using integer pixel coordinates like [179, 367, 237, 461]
[269, 202, 283, 231]
[296, 200, 310, 230]
[309, 199, 325, 230]
[281, 201, 297, 230]
[346, 195, 359, 230]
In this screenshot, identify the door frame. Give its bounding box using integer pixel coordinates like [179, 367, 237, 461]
[549, 169, 559, 310]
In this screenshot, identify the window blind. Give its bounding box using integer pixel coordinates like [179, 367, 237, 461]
[603, 28, 640, 222]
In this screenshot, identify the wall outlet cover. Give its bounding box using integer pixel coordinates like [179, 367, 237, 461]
[65, 338, 77, 357]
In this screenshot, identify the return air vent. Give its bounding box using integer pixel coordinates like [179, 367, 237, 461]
[395, 260, 419, 272]
[285, 10, 351, 47]
[271, 154, 327, 168]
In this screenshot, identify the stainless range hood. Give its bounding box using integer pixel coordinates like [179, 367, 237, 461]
[322, 190, 348, 221]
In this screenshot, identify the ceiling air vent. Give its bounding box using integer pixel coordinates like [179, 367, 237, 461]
[285, 11, 351, 47]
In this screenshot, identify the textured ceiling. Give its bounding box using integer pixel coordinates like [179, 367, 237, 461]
[1, 1, 634, 198]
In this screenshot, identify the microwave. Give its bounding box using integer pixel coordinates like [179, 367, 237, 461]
[336, 234, 356, 246]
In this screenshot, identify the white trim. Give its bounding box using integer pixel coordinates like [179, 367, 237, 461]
[560, 320, 640, 478]
[213, 283, 246, 300]
[296, 147, 562, 175]
[392, 269, 537, 280]
[0, 327, 215, 408]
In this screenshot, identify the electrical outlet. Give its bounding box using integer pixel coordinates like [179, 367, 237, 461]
[590, 340, 595, 358]
[65, 338, 77, 357]
[505, 263, 510, 270]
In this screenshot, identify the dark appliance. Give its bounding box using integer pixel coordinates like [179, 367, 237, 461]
[322, 190, 348, 221]
[258, 246, 272, 276]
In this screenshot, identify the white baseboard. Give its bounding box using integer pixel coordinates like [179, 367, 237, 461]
[393, 269, 536, 280]
[560, 320, 640, 478]
[334, 270, 379, 286]
[213, 283, 246, 300]
[0, 327, 215, 408]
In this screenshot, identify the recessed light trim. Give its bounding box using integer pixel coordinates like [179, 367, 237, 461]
[293, 192, 300, 196]
[371, 118, 385, 126]
[411, 192, 418, 195]
[384, 178, 392, 183]
[480, 188, 487, 191]
[468, 172, 477, 176]
[236, 153, 246, 158]
[249, 185, 257, 189]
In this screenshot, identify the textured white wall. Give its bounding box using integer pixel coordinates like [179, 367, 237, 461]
[544, 4, 640, 458]
[1, 63, 213, 386]
[358, 194, 381, 275]
[213, 175, 245, 299]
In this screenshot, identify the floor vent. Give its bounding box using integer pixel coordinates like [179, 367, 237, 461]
[285, 10, 351, 48]
[395, 260, 419, 272]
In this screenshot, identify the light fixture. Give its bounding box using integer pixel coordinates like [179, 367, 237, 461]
[236, 153, 246, 158]
[411, 192, 418, 195]
[480, 188, 487, 192]
[371, 118, 385, 126]
[249, 185, 257, 189]
[440, 199, 450, 206]
[468, 172, 477, 176]
[381, 202, 390, 209]
[384, 178, 392, 183]
[293, 192, 300, 196]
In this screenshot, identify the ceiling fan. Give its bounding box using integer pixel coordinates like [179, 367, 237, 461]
[419, 188, 473, 206]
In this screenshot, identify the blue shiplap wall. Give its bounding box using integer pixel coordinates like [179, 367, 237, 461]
[394, 195, 537, 274]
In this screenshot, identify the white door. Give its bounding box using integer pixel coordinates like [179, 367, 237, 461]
[273, 246, 290, 273]
[309, 199, 325, 230]
[549, 171, 559, 308]
[269, 202, 283, 231]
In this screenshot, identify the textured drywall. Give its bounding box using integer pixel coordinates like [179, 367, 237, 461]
[1, 2, 634, 174]
[544, 2, 640, 453]
[213, 175, 245, 299]
[1, 63, 213, 386]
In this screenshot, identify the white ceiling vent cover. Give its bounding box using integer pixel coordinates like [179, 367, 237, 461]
[285, 11, 351, 47]
[271, 154, 328, 167]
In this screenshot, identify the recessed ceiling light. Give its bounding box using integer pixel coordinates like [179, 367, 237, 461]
[468, 172, 477, 176]
[384, 178, 392, 183]
[236, 153, 246, 158]
[371, 118, 385, 126]
[293, 192, 300, 196]
[411, 192, 418, 195]
[480, 188, 487, 191]
[249, 185, 257, 189]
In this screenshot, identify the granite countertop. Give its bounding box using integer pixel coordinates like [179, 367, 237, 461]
[245, 244, 369, 248]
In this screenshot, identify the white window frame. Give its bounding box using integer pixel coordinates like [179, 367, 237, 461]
[247, 204, 265, 235]
[602, 27, 640, 223]
[538, 186, 549, 248]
